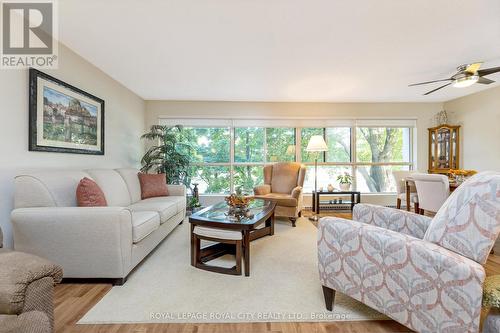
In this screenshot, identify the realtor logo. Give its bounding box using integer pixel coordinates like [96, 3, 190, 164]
[1, 0, 58, 69]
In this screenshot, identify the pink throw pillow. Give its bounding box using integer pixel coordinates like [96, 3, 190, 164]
[76, 177, 107, 207]
[138, 173, 169, 199]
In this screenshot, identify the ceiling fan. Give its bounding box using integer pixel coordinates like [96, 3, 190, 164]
[409, 62, 500, 95]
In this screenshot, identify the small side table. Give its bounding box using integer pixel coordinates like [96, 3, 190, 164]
[312, 191, 361, 214]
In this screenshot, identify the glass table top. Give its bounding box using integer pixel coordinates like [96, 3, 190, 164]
[190, 199, 274, 225]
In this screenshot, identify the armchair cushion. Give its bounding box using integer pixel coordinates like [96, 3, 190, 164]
[424, 171, 500, 264]
[290, 186, 302, 199]
[318, 216, 485, 333]
[0, 251, 62, 315]
[353, 203, 432, 239]
[253, 193, 297, 207]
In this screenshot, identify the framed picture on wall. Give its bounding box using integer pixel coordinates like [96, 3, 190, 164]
[29, 68, 105, 155]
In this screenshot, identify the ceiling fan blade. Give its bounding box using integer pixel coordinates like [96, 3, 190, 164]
[477, 66, 500, 76]
[477, 77, 495, 84]
[423, 82, 452, 95]
[408, 78, 452, 87]
[465, 62, 482, 73]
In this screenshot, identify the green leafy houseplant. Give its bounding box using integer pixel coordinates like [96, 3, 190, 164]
[187, 196, 201, 210]
[337, 172, 352, 184]
[140, 125, 191, 185]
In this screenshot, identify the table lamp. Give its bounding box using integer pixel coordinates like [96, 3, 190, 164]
[306, 135, 328, 221]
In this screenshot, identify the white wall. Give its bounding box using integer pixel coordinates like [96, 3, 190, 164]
[146, 100, 443, 206]
[444, 86, 500, 172]
[0, 43, 146, 248]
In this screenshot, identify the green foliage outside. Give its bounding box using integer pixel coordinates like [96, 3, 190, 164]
[356, 128, 406, 192]
[266, 128, 296, 162]
[179, 126, 408, 194]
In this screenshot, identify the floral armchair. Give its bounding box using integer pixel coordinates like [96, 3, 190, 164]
[318, 171, 500, 333]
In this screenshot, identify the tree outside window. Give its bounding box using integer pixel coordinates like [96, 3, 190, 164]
[356, 127, 410, 192]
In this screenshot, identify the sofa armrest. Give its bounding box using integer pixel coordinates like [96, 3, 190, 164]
[253, 184, 271, 195]
[318, 216, 485, 333]
[0, 252, 62, 315]
[290, 186, 303, 199]
[11, 207, 133, 278]
[353, 203, 432, 239]
[167, 184, 186, 197]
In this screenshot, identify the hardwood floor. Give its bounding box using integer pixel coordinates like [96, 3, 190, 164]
[54, 211, 500, 333]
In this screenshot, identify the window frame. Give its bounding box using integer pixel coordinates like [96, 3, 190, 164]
[159, 118, 416, 195]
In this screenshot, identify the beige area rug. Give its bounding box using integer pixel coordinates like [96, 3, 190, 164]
[78, 217, 387, 324]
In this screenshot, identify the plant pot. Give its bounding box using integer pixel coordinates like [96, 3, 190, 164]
[340, 183, 351, 191]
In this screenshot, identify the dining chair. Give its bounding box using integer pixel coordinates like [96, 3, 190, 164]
[392, 170, 419, 212]
[412, 173, 450, 215]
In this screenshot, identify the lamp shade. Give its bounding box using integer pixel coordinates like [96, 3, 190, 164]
[306, 135, 328, 152]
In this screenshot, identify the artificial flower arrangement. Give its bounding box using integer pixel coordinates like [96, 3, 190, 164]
[225, 187, 254, 220]
[449, 169, 477, 177]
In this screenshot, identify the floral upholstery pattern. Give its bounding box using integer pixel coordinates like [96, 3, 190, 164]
[424, 171, 500, 265]
[353, 204, 432, 239]
[318, 217, 485, 333]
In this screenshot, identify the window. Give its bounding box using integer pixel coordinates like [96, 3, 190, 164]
[189, 165, 230, 194]
[233, 165, 264, 194]
[184, 127, 230, 163]
[325, 127, 351, 162]
[355, 127, 411, 192]
[266, 128, 295, 162]
[184, 127, 231, 194]
[160, 119, 414, 194]
[301, 128, 324, 163]
[300, 127, 352, 163]
[234, 127, 264, 163]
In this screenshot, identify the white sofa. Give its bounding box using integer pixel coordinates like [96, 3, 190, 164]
[11, 168, 186, 285]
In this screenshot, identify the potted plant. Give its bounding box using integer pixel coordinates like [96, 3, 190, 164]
[187, 196, 202, 215]
[140, 125, 191, 185]
[337, 172, 352, 191]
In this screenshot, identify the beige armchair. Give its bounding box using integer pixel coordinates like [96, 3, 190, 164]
[253, 162, 306, 227]
[0, 227, 63, 333]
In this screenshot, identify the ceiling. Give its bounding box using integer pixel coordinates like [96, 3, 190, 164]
[59, 0, 500, 102]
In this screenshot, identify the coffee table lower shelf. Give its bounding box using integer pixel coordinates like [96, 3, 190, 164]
[189, 200, 276, 277]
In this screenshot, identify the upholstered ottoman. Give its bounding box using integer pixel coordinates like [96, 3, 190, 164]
[192, 226, 243, 276]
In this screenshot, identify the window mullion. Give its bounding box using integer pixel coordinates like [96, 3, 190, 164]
[351, 125, 357, 191]
[230, 125, 235, 193]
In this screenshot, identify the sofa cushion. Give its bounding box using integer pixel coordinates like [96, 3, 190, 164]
[423, 171, 500, 264]
[254, 193, 297, 207]
[138, 173, 169, 199]
[76, 177, 107, 207]
[85, 169, 131, 207]
[129, 197, 182, 223]
[131, 211, 160, 243]
[116, 168, 142, 203]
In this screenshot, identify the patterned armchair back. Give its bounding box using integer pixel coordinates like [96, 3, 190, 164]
[424, 171, 500, 264]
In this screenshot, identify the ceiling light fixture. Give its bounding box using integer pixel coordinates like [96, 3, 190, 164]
[452, 75, 479, 88]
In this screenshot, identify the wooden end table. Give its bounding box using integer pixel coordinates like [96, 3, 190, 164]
[312, 190, 361, 214]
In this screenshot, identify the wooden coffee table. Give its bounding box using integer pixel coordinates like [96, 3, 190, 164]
[189, 199, 276, 276]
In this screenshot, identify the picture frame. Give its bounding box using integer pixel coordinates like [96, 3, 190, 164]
[29, 68, 105, 155]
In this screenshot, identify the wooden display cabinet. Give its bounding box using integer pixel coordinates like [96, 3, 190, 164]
[428, 124, 460, 174]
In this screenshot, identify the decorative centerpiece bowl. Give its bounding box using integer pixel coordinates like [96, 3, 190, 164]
[449, 169, 477, 184]
[225, 189, 254, 221]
